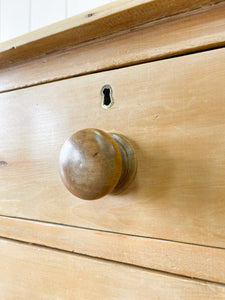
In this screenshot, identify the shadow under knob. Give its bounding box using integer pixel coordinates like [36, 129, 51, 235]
[59, 128, 136, 200]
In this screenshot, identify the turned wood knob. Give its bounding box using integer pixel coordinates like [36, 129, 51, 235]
[59, 128, 136, 200]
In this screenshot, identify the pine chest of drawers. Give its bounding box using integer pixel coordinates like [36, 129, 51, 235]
[0, 1, 225, 299]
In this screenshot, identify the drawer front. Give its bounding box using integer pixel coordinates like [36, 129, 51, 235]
[1, 238, 225, 300]
[1, 216, 225, 283]
[0, 47, 225, 248]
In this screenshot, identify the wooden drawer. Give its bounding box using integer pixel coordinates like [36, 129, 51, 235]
[0, 47, 224, 249]
[1, 238, 225, 300]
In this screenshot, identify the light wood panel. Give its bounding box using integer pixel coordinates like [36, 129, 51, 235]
[1, 2, 225, 93]
[0, 0, 224, 68]
[0, 48, 225, 248]
[0, 238, 225, 300]
[1, 216, 225, 283]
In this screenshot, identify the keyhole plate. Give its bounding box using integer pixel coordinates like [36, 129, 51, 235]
[101, 85, 114, 109]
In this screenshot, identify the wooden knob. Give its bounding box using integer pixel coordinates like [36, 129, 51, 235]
[59, 129, 136, 200]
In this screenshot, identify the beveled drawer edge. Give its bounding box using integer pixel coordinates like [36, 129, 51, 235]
[1, 216, 224, 284]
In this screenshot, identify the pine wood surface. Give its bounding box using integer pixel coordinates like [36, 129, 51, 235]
[1, 238, 225, 300]
[0, 2, 224, 93]
[0, 0, 224, 69]
[1, 0, 225, 295]
[0, 216, 224, 284]
[0, 48, 224, 248]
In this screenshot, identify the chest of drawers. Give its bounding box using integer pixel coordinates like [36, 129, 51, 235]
[0, 1, 225, 299]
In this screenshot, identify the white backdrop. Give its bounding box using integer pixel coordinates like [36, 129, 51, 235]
[0, 0, 115, 42]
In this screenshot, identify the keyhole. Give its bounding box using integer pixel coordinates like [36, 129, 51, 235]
[101, 85, 114, 109]
[103, 88, 111, 106]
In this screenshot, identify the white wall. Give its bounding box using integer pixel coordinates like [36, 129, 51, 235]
[0, 0, 114, 42]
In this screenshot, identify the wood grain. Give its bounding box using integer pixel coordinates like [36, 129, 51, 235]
[1, 238, 225, 300]
[0, 0, 224, 68]
[1, 2, 225, 93]
[0, 48, 225, 248]
[0, 216, 225, 284]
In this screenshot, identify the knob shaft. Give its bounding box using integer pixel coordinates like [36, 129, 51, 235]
[59, 128, 136, 200]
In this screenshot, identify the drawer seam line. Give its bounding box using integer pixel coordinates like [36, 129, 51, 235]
[0, 44, 225, 95]
[0, 235, 225, 287]
[1, 214, 224, 251]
